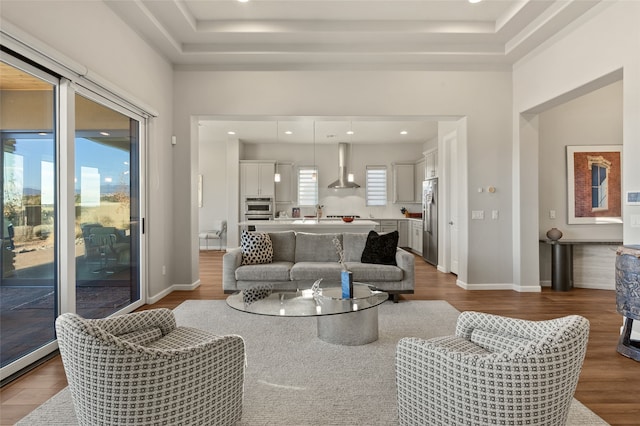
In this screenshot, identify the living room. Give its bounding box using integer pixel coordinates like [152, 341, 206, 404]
[1, 0, 640, 424]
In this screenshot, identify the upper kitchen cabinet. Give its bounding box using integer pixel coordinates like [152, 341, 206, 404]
[275, 162, 294, 203]
[424, 149, 438, 179]
[392, 163, 415, 204]
[241, 161, 275, 197]
[414, 157, 426, 202]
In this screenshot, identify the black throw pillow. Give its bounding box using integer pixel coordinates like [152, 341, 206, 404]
[361, 230, 398, 265]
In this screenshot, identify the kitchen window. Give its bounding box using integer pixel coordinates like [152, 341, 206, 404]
[366, 166, 387, 206]
[297, 166, 318, 206]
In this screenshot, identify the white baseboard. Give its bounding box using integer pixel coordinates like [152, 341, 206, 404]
[146, 280, 201, 304]
[457, 280, 541, 292]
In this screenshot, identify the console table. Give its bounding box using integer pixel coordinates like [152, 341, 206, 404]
[540, 239, 622, 291]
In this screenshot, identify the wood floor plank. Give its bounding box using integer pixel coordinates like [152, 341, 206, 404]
[1, 250, 638, 426]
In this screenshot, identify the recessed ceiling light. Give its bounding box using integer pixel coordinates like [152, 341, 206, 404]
[285, 131, 293, 135]
[400, 130, 408, 135]
[238, 0, 249, 3]
[468, 0, 482, 3]
[346, 130, 354, 135]
[227, 131, 236, 135]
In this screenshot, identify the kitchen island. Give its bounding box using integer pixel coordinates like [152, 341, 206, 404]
[240, 219, 378, 234]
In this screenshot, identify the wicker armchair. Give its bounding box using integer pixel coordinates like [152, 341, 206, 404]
[396, 311, 590, 426]
[55, 309, 245, 426]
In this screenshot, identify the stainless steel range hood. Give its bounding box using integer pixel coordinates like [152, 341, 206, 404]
[328, 143, 360, 189]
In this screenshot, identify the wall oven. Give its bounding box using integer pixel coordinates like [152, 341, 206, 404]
[244, 197, 274, 220]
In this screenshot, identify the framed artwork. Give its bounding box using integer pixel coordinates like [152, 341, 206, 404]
[566, 145, 622, 224]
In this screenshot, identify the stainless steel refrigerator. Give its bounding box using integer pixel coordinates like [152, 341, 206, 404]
[422, 178, 438, 266]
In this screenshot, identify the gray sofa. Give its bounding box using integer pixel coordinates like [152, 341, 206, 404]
[223, 231, 414, 302]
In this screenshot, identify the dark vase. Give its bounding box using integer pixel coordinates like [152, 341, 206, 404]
[546, 228, 563, 241]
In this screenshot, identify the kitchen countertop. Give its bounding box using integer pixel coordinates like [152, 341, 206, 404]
[239, 219, 379, 232]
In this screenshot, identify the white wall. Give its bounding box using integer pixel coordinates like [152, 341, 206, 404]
[1, 1, 176, 300]
[174, 70, 513, 288]
[513, 1, 640, 294]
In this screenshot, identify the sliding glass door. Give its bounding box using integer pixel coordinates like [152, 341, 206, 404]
[74, 94, 140, 318]
[0, 60, 58, 371]
[0, 53, 145, 380]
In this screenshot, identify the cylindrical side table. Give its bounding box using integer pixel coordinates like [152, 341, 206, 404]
[615, 245, 640, 361]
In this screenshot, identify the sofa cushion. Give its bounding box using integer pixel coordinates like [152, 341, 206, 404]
[290, 262, 344, 281]
[241, 231, 273, 265]
[235, 261, 294, 281]
[343, 233, 369, 262]
[295, 232, 341, 263]
[268, 231, 296, 262]
[361, 230, 399, 266]
[344, 262, 403, 282]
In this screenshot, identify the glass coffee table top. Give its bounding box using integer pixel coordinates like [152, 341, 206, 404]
[226, 283, 388, 317]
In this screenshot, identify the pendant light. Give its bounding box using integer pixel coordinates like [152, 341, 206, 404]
[274, 121, 281, 182]
[347, 121, 355, 182]
[311, 121, 317, 182]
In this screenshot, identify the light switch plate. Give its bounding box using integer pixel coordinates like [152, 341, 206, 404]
[492, 210, 499, 220]
[472, 210, 484, 220]
[631, 215, 640, 227]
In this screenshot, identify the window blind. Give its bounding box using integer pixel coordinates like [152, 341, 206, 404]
[298, 166, 318, 206]
[366, 166, 387, 206]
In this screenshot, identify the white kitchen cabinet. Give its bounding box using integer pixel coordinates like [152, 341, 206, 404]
[275, 162, 294, 203]
[241, 161, 275, 197]
[410, 219, 423, 254]
[379, 219, 397, 233]
[397, 220, 408, 248]
[414, 158, 425, 202]
[424, 149, 438, 179]
[392, 163, 415, 204]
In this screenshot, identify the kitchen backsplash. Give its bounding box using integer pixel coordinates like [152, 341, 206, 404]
[276, 199, 421, 219]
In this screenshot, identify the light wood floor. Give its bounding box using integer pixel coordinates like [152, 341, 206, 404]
[2, 250, 639, 425]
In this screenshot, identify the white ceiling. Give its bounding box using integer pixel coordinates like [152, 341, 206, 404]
[105, 0, 601, 71]
[104, 0, 602, 144]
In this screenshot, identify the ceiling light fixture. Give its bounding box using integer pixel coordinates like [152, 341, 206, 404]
[400, 130, 408, 135]
[238, 0, 249, 3]
[100, 131, 110, 136]
[227, 131, 236, 135]
[468, 0, 482, 3]
[285, 130, 292, 135]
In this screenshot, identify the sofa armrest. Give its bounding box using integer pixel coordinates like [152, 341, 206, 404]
[223, 248, 243, 292]
[395, 247, 415, 288]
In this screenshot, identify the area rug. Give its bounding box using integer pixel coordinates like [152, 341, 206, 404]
[17, 300, 609, 425]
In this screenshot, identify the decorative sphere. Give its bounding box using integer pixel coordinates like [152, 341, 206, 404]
[546, 228, 563, 241]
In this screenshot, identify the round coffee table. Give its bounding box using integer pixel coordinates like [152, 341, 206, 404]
[226, 283, 388, 345]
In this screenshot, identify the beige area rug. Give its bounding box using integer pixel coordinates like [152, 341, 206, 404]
[18, 300, 609, 425]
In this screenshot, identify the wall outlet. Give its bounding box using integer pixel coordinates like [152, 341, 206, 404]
[471, 210, 484, 220]
[549, 210, 556, 219]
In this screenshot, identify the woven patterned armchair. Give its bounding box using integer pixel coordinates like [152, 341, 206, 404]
[396, 311, 590, 426]
[55, 309, 245, 426]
